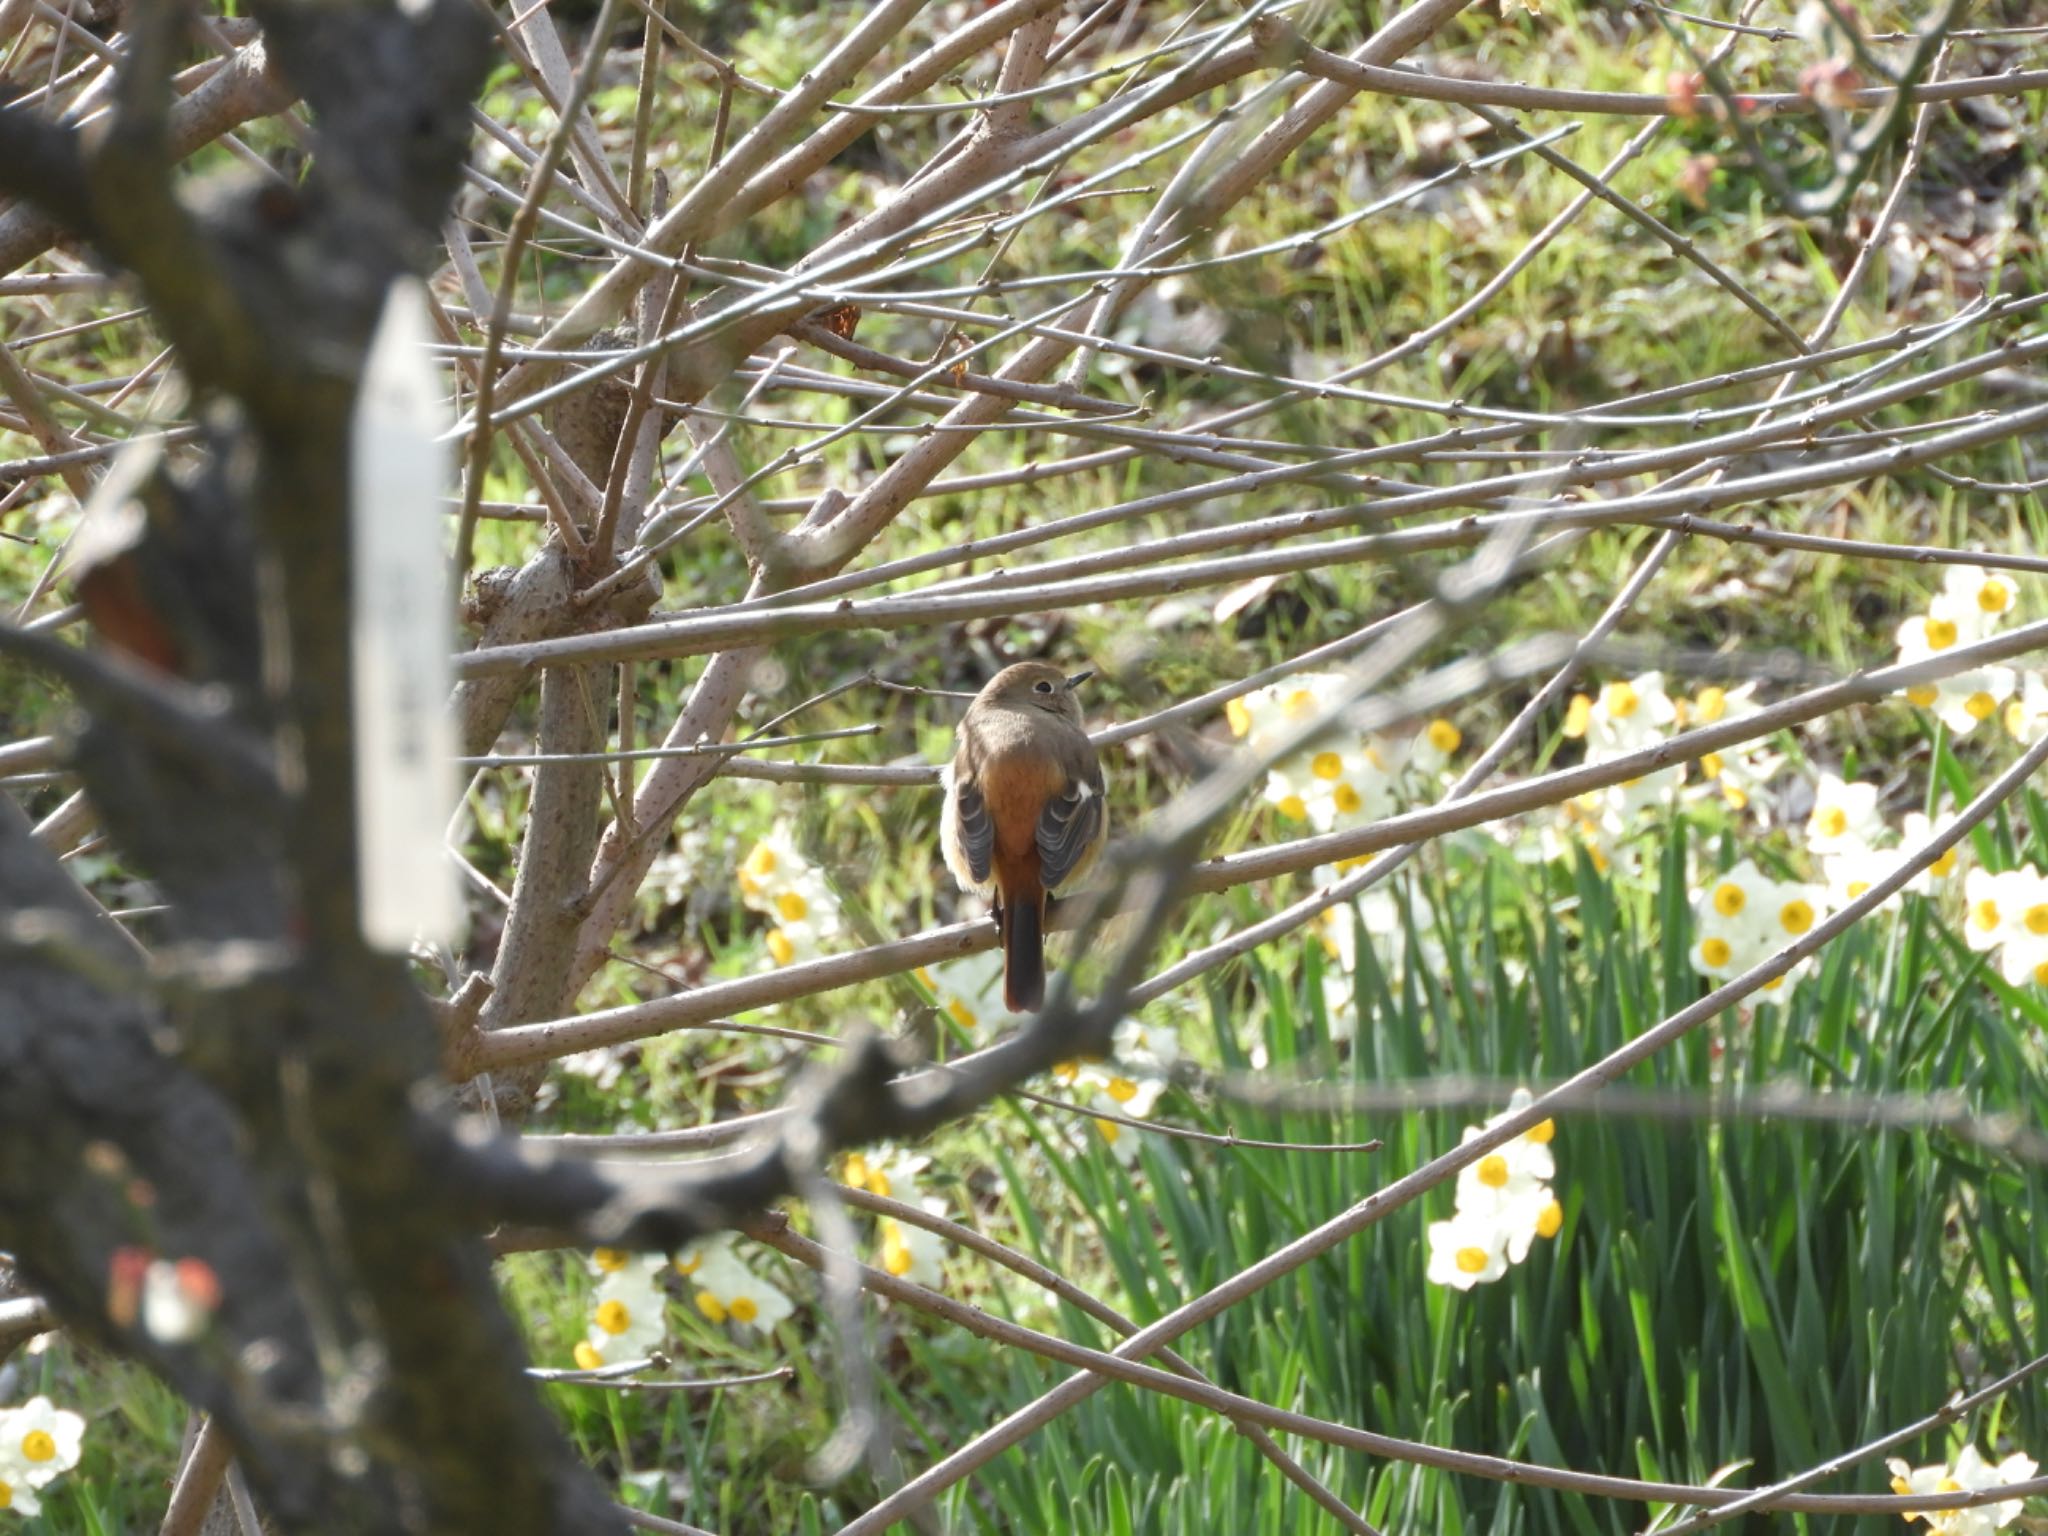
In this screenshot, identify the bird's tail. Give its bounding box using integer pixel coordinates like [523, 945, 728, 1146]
[1001, 892, 1046, 1013]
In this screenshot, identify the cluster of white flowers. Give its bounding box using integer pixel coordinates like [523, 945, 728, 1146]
[1894, 566, 2019, 736]
[1688, 858, 1827, 999]
[1226, 672, 1460, 832]
[1051, 1019, 1181, 1166]
[677, 1234, 795, 1335]
[839, 1144, 949, 1287]
[1551, 675, 1786, 873]
[739, 822, 843, 967]
[574, 1235, 795, 1368]
[0, 1398, 85, 1520]
[1425, 1089, 1563, 1290]
[1887, 1443, 2037, 1535]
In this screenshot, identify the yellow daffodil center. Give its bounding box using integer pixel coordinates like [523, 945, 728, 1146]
[2035, 961, 2048, 987]
[594, 1300, 630, 1335]
[1455, 1247, 1488, 1274]
[1814, 806, 1849, 839]
[1536, 1199, 1563, 1238]
[1603, 682, 1640, 719]
[1907, 685, 1939, 707]
[1476, 1154, 1509, 1188]
[1333, 782, 1363, 815]
[882, 1232, 912, 1277]
[1108, 1076, 1139, 1104]
[1528, 1118, 1556, 1144]
[1966, 691, 1997, 721]
[2026, 905, 2048, 935]
[1778, 899, 1815, 936]
[695, 1292, 727, 1324]
[1930, 848, 1957, 878]
[766, 928, 796, 966]
[2008, 700, 2031, 737]
[1700, 751, 1724, 779]
[1226, 698, 1252, 736]
[572, 1342, 603, 1370]
[1311, 752, 1344, 780]
[1562, 695, 1592, 738]
[674, 1252, 700, 1276]
[1979, 579, 2010, 612]
[20, 1431, 54, 1464]
[1277, 794, 1307, 822]
[1847, 881, 1871, 899]
[1891, 1476, 1911, 1496]
[776, 889, 809, 922]
[1712, 882, 1746, 917]
[1923, 617, 1958, 651]
[592, 1248, 626, 1272]
[743, 844, 777, 880]
[1693, 686, 1727, 723]
[1285, 689, 1317, 718]
[1700, 937, 1732, 967]
[729, 1295, 758, 1324]
[1096, 1118, 1121, 1145]
[1973, 899, 2001, 931]
[1427, 718, 1462, 753]
[947, 999, 978, 1030]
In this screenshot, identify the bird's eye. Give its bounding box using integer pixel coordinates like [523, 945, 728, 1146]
[1033, 679, 1056, 694]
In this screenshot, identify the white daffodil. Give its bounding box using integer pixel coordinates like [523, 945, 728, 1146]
[1934, 565, 2018, 630]
[1577, 673, 1679, 755]
[2003, 671, 2048, 745]
[0, 1397, 85, 1488]
[1886, 1443, 2037, 1536]
[1937, 668, 2017, 738]
[579, 1264, 667, 1369]
[839, 1144, 931, 1202]
[1985, 868, 2048, 985]
[1083, 1071, 1168, 1165]
[1405, 716, 1464, 777]
[1962, 868, 2037, 956]
[878, 1201, 949, 1287]
[1901, 810, 1964, 894]
[1821, 845, 1904, 914]
[1805, 773, 1883, 855]
[688, 1248, 795, 1335]
[1425, 1209, 1510, 1291]
[0, 1470, 41, 1518]
[1111, 1018, 1181, 1078]
[1540, 795, 1630, 878]
[920, 951, 1015, 1040]
[738, 822, 807, 905]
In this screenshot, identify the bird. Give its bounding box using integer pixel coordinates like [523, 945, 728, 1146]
[941, 662, 1107, 1013]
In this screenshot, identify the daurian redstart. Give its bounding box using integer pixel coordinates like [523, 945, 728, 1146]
[941, 662, 1106, 1012]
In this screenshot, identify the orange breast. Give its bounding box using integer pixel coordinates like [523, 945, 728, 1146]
[979, 751, 1063, 895]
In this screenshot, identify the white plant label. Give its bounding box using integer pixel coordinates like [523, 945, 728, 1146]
[350, 276, 461, 951]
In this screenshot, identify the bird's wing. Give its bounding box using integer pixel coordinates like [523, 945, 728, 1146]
[1037, 774, 1105, 893]
[949, 768, 995, 886]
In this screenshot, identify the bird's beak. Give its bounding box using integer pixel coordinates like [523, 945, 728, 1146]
[1065, 670, 1094, 691]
